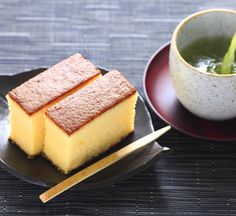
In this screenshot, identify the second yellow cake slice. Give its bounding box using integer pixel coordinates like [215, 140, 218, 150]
[44, 70, 138, 174]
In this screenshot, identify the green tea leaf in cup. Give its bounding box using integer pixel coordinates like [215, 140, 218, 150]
[221, 32, 236, 74]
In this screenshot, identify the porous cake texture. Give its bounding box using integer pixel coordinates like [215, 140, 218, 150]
[6, 53, 101, 156]
[44, 70, 138, 174]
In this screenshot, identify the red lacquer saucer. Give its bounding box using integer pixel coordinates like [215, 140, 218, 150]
[143, 42, 236, 141]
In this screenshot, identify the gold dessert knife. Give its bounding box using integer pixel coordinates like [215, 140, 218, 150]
[39, 125, 171, 203]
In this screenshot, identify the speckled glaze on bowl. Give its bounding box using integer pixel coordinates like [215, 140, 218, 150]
[169, 9, 236, 121]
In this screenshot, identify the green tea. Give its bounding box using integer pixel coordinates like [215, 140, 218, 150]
[180, 37, 236, 74]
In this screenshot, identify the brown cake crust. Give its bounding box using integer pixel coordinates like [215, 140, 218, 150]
[46, 70, 137, 135]
[7, 53, 101, 115]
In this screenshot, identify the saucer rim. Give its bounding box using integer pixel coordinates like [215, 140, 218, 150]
[143, 41, 236, 141]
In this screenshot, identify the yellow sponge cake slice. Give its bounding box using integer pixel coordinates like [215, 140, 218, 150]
[44, 70, 138, 174]
[6, 53, 101, 157]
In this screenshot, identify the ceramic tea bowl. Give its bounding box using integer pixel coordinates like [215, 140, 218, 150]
[169, 9, 236, 120]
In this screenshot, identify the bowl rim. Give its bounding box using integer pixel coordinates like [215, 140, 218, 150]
[172, 8, 236, 78]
